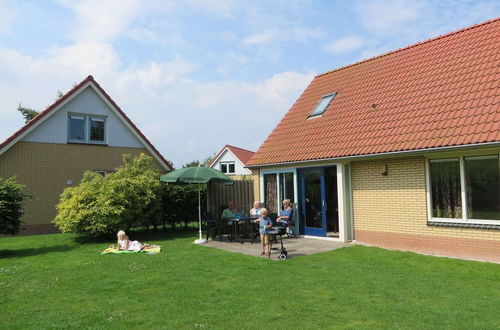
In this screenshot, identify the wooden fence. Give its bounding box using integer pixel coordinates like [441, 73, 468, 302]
[207, 180, 254, 219]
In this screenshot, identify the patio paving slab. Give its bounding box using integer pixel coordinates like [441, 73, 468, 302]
[201, 236, 350, 259]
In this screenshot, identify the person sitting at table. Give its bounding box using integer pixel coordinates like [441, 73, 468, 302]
[276, 199, 293, 226]
[249, 201, 261, 217]
[222, 201, 240, 223]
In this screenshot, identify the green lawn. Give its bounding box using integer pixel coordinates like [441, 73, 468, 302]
[1, 231, 499, 329]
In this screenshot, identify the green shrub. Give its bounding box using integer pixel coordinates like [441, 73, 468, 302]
[0, 177, 29, 235]
[53, 154, 161, 237]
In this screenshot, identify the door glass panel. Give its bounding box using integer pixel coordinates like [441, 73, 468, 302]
[264, 174, 277, 214]
[303, 169, 322, 228]
[324, 167, 339, 233]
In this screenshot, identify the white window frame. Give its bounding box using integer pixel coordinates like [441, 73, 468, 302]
[68, 113, 107, 144]
[259, 169, 298, 214]
[220, 161, 235, 174]
[426, 153, 500, 225]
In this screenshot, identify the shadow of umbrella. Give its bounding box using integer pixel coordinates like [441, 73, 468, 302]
[160, 165, 233, 244]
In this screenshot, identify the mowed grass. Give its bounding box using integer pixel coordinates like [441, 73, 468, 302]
[0, 231, 499, 329]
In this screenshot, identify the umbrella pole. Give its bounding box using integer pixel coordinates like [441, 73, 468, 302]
[194, 184, 207, 244]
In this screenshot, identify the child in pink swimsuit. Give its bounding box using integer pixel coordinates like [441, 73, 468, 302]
[115, 230, 148, 252]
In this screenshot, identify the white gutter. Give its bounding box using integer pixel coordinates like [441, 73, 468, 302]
[245, 141, 500, 168]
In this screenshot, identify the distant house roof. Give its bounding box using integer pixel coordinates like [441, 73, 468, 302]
[209, 145, 255, 167]
[0, 75, 173, 171]
[247, 18, 500, 167]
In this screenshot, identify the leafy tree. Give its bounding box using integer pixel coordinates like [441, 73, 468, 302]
[53, 154, 161, 237]
[182, 153, 216, 168]
[202, 153, 216, 166]
[17, 103, 39, 123]
[183, 160, 200, 168]
[17, 88, 69, 124]
[0, 177, 29, 235]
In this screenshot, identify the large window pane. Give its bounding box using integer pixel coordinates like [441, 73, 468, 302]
[429, 159, 462, 218]
[69, 115, 85, 140]
[465, 155, 500, 220]
[220, 163, 227, 173]
[264, 174, 277, 214]
[90, 117, 105, 142]
[228, 163, 235, 174]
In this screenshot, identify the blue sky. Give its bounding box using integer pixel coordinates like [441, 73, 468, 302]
[0, 0, 498, 167]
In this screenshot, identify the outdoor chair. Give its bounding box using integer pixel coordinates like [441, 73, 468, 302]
[218, 204, 235, 241]
[202, 211, 217, 240]
[217, 218, 234, 241]
[286, 208, 298, 239]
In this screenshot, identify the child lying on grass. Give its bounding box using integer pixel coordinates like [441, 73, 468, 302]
[109, 230, 150, 252]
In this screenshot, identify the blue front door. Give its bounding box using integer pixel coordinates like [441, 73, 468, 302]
[300, 168, 327, 236]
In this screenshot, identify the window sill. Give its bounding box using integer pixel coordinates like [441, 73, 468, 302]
[67, 141, 108, 146]
[427, 221, 500, 230]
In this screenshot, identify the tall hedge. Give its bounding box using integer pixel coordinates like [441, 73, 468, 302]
[160, 184, 207, 230]
[0, 177, 28, 235]
[53, 154, 161, 237]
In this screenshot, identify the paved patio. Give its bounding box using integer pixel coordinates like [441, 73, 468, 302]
[201, 236, 350, 259]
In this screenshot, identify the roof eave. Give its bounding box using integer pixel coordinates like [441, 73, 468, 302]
[245, 142, 500, 168]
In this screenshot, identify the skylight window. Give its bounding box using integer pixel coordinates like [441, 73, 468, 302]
[309, 92, 336, 117]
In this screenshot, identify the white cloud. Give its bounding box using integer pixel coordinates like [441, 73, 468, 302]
[185, 0, 238, 17]
[354, 0, 423, 36]
[351, 0, 500, 65]
[244, 30, 277, 45]
[59, 0, 140, 42]
[0, 0, 16, 35]
[326, 36, 364, 54]
[251, 71, 315, 110]
[244, 27, 324, 46]
[0, 39, 313, 166]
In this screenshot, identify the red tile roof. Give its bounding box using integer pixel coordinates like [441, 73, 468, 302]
[209, 145, 255, 166]
[0, 75, 173, 170]
[247, 18, 500, 166]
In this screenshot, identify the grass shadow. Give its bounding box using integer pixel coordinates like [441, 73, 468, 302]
[0, 245, 76, 259]
[73, 228, 198, 245]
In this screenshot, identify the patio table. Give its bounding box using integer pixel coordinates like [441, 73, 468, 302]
[228, 216, 259, 244]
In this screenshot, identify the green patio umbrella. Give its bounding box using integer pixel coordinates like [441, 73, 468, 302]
[160, 165, 233, 244]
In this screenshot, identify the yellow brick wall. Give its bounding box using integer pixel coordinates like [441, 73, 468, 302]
[0, 141, 164, 226]
[227, 174, 252, 181]
[250, 169, 260, 202]
[351, 156, 499, 241]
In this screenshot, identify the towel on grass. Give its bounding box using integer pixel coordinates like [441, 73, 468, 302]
[101, 246, 161, 255]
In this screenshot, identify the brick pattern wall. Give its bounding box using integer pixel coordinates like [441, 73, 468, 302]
[250, 169, 260, 203]
[351, 156, 499, 262]
[0, 141, 164, 227]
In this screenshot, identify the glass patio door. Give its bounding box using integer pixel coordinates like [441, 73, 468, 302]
[300, 168, 326, 236]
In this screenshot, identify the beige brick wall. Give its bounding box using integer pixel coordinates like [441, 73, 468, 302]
[226, 174, 252, 181]
[351, 156, 499, 241]
[0, 141, 164, 226]
[250, 169, 260, 202]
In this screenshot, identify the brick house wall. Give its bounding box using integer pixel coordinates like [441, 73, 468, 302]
[351, 156, 499, 263]
[0, 141, 164, 233]
[250, 169, 260, 203]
